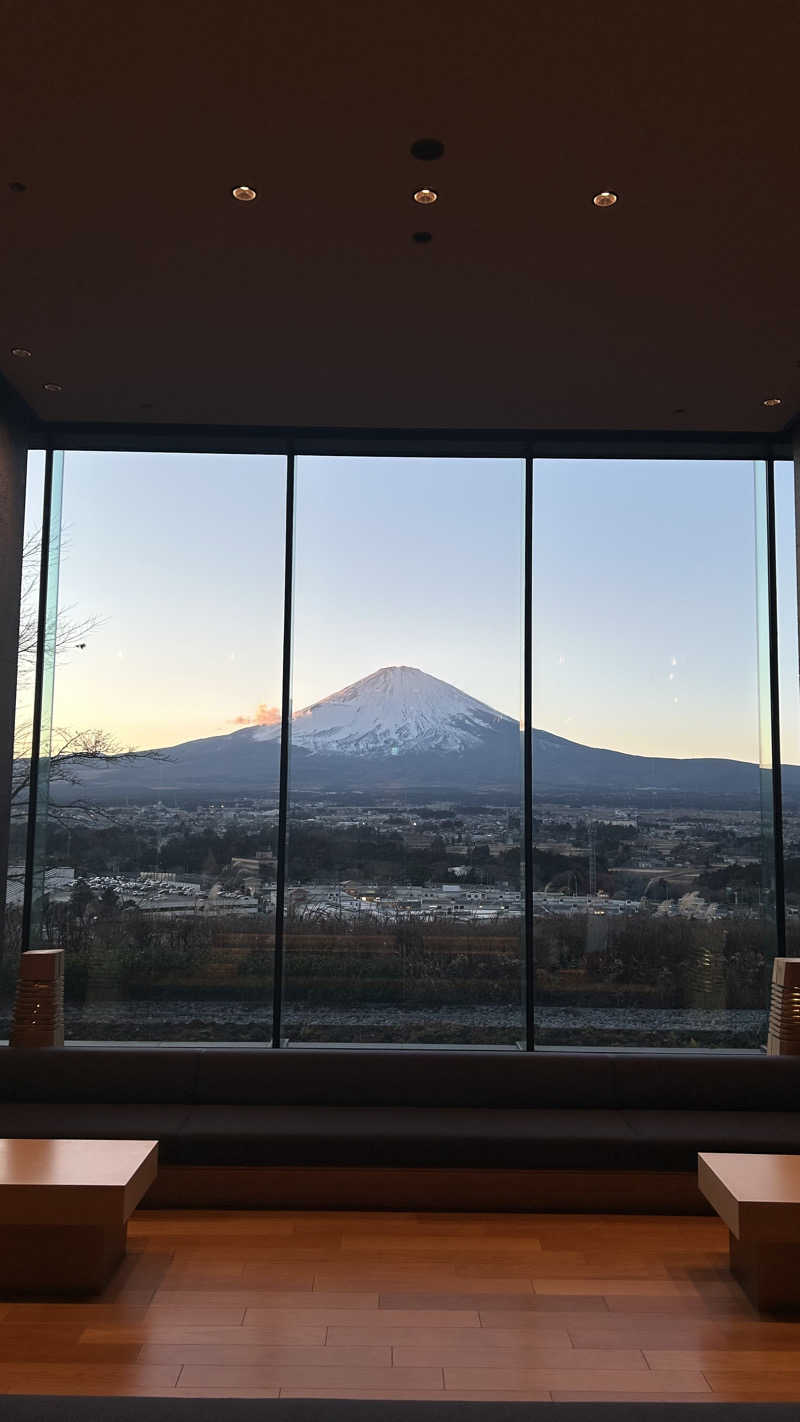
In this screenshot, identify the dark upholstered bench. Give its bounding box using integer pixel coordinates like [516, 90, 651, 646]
[1, 1046, 798, 1211]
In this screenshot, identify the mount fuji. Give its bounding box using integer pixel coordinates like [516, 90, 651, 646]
[55, 665, 800, 803]
[64, 667, 522, 802]
[255, 666, 516, 758]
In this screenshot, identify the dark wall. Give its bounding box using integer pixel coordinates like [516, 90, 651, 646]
[0, 382, 31, 941]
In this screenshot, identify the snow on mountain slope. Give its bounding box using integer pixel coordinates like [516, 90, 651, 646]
[254, 665, 516, 756]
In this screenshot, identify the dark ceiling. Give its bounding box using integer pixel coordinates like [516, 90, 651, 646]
[1, 0, 799, 435]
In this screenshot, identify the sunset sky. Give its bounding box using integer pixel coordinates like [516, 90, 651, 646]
[18, 450, 800, 766]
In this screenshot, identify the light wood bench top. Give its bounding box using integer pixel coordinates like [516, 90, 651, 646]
[699, 1152, 800, 1242]
[0, 1138, 158, 1188]
[0, 1139, 158, 1226]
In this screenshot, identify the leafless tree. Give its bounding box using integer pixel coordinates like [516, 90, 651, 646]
[11, 724, 161, 822]
[15, 530, 97, 684]
[9, 532, 166, 860]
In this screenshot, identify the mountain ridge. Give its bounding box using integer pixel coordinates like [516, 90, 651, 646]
[46, 665, 800, 804]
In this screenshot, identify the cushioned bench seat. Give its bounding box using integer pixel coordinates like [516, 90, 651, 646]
[168, 1105, 640, 1169]
[1, 1102, 798, 1173]
[1, 1046, 799, 1194]
[0, 1103, 192, 1143]
[622, 1109, 800, 1170]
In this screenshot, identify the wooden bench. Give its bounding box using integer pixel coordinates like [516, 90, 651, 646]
[699, 1152, 800, 1310]
[0, 1138, 158, 1294]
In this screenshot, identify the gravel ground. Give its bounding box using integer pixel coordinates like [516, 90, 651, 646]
[1, 1000, 768, 1047]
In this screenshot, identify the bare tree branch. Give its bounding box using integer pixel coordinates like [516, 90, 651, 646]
[12, 726, 167, 822]
[10, 530, 169, 836]
[16, 529, 101, 687]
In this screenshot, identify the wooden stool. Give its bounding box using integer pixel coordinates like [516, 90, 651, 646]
[10, 949, 64, 1048]
[767, 958, 800, 1056]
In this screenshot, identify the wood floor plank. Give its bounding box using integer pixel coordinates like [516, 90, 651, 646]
[604, 1294, 753, 1315]
[318, 1275, 535, 1294]
[160, 1271, 318, 1291]
[0, 1363, 181, 1390]
[703, 1373, 800, 1398]
[0, 1385, 192, 1397]
[133, 1213, 293, 1235]
[308, 1258, 467, 1275]
[1, 1304, 153, 1325]
[82, 1325, 328, 1346]
[383, 1293, 608, 1312]
[535, 1278, 699, 1296]
[233, 1291, 379, 1309]
[159, 1263, 246, 1281]
[131, 1237, 293, 1252]
[445, 1366, 710, 1392]
[695, 1323, 800, 1345]
[164, 1247, 345, 1262]
[451, 1255, 668, 1279]
[144, 1306, 247, 1325]
[154, 1290, 374, 1309]
[0, 1340, 141, 1364]
[341, 1236, 545, 1253]
[140, 1343, 393, 1366]
[648, 1349, 800, 1372]
[247, 1307, 481, 1328]
[3, 1208, 798, 1402]
[0, 1325, 84, 1342]
[569, 1324, 735, 1349]
[396, 1345, 648, 1370]
[327, 1324, 573, 1347]
[550, 1391, 719, 1403]
[279, 1388, 552, 1400]
[178, 1364, 444, 1390]
[153, 1389, 282, 1398]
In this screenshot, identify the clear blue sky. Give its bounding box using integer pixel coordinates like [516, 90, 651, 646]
[534, 458, 799, 763]
[17, 450, 800, 765]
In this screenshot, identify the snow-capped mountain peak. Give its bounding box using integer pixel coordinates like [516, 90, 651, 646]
[254, 665, 516, 757]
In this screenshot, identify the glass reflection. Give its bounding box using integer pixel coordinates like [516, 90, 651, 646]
[283, 456, 525, 1045]
[16, 451, 285, 1042]
[532, 458, 778, 1048]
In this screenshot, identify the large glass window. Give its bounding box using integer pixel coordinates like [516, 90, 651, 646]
[283, 457, 525, 1044]
[23, 452, 286, 1041]
[9, 446, 793, 1051]
[532, 459, 777, 1048]
[777, 460, 800, 952]
[1, 451, 46, 1039]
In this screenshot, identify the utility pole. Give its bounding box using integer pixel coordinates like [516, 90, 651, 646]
[587, 818, 597, 898]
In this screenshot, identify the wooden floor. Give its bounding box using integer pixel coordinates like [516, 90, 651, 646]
[2, 1209, 800, 1400]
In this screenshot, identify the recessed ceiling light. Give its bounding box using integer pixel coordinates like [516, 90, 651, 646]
[411, 138, 445, 161]
[42, 382, 62, 392]
[11, 347, 32, 358]
[232, 185, 256, 202]
[593, 191, 618, 207]
[763, 397, 782, 407]
[413, 188, 437, 205]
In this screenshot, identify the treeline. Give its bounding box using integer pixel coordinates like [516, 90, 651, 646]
[43, 819, 523, 890]
[43, 822, 280, 878]
[40, 818, 646, 896]
[1, 897, 781, 1015]
[535, 913, 775, 1010]
[698, 857, 800, 906]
